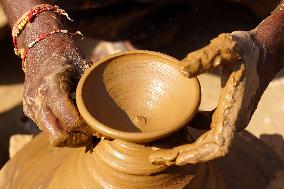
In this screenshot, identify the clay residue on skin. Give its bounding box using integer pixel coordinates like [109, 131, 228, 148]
[23, 54, 94, 147]
[231, 31, 261, 131]
[150, 32, 261, 166]
[180, 33, 241, 77]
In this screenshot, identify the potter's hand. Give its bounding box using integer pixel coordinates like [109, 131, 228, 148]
[150, 32, 261, 165]
[23, 47, 93, 147]
[150, 2, 284, 164]
[149, 32, 247, 165]
[0, 0, 96, 147]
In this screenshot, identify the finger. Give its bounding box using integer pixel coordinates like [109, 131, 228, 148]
[35, 105, 64, 144]
[36, 105, 91, 147]
[173, 131, 209, 153]
[149, 133, 209, 165]
[180, 33, 240, 78]
[173, 143, 195, 152]
[149, 149, 178, 166]
[176, 142, 219, 165]
[47, 76, 84, 133]
[173, 64, 246, 166]
[53, 132, 92, 147]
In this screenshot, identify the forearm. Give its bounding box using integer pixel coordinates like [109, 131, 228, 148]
[0, 0, 89, 75]
[254, 1, 284, 85]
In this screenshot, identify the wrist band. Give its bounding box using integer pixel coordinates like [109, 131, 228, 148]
[12, 4, 72, 57]
[21, 29, 83, 70]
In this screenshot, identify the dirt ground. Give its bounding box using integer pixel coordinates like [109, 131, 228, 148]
[0, 2, 284, 187]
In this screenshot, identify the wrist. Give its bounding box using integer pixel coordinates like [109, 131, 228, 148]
[25, 34, 87, 75]
[15, 7, 70, 52]
[4, 3, 89, 73]
[254, 2, 284, 74]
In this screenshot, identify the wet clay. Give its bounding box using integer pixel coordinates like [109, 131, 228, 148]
[0, 51, 225, 189]
[0, 133, 227, 189]
[0, 35, 262, 188]
[180, 33, 240, 77]
[149, 32, 261, 165]
[2, 131, 284, 189]
[76, 50, 201, 143]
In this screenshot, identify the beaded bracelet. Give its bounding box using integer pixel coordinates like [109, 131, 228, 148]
[21, 29, 83, 69]
[12, 4, 72, 57]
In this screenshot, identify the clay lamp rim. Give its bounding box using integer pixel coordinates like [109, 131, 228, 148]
[76, 50, 201, 144]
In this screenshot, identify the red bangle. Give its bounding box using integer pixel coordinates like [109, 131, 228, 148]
[12, 4, 72, 57]
[21, 29, 83, 70]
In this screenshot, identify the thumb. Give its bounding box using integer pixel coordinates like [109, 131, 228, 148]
[180, 33, 240, 78]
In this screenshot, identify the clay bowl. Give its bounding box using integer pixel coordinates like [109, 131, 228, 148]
[76, 50, 201, 143]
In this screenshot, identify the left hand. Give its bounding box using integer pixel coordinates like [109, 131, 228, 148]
[23, 49, 93, 147]
[149, 30, 268, 165]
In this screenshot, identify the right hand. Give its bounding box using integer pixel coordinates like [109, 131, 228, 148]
[23, 49, 94, 147]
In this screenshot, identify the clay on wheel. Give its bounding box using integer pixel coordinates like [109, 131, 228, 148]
[76, 50, 201, 143]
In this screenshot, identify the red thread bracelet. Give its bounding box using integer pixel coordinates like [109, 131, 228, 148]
[21, 29, 83, 69]
[12, 4, 72, 57]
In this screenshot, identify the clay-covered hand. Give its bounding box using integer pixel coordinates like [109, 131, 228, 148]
[149, 32, 248, 165]
[150, 11, 284, 165]
[23, 51, 93, 147]
[0, 0, 98, 147]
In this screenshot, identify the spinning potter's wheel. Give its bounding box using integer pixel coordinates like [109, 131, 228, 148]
[76, 50, 201, 143]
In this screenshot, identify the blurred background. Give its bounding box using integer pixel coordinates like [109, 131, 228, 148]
[0, 0, 283, 188]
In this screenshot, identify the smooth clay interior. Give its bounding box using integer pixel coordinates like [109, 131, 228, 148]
[81, 52, 200, 136]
